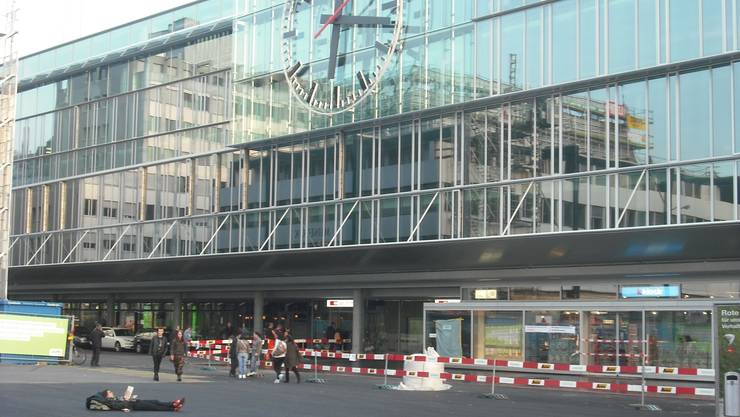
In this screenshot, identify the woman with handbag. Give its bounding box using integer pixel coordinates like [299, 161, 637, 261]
[169, 329, 187, 382]
[283, 335, 302, 383]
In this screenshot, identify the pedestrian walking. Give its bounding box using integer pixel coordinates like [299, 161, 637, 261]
[283, 335, 302, 383]
[271, 330, 287, 384]
[149, 328, 168, 381]
[183, 326, 192, 346]
[236, 331, 250, 379]
[220, 321, 234, 340]
[228, 333, 239, 378]
[247, 331, 263, 377]
[88, 323, 104, 367]
[169, 329, 187, 382]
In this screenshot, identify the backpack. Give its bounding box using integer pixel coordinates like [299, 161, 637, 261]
[273, 340, 286, 357]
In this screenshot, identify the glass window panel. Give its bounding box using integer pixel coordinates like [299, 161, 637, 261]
[702, 0, 723, 56]
[713, 161, 735, 221]
[378, 198, 397, 243]
[380, 126, 399, 194]
[562, 92, 589, 173]
[585, 311, 617, 365]
[647, 168, 668, 226]
[428, 0, 452, 30]
[473, 311, 522, 361]
[713, 66, 733, 157]
[608, 0, 635, 74]
[669, 1, 700, 62]
[501, 12, 524, 92]
[475, 21, 493, 98]
[420, 119, 440, 190]
[562, 284, 617, 299]
[590, 175, 608, 229]
[637, 0, 658, 68]
[426, 310, 471, 358]
[552, 0, 577, 84]
[682, 282, 740, 299]
[454, 24, 475, 104]
[562, 177, 587, 231]
[680, 163, 711, 223]
[579, 0, 597, 78]
[486, 187, 501, 236]
[524, 310, 579, 364]
[525, 9, 541, 89]
[648, 77, 668, 164]
[679, 70, 710, 161]
[427, 30, 453, 108]
[462, 189, 485, 238]
[464, 111, 486, 185]
[70, 72, 89, 105]
[619, 80, 648, 166]
[646, 311, 711, 369]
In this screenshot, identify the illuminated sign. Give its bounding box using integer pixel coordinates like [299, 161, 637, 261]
[326, 299, 353, 308]
[620, 285, 680, 298]
[434, 299, 461, 304]
[473, 289, 498, 299]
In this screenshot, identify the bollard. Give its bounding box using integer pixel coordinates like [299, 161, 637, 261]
[630, 338, 660, 411]
[377, 353, 395, 390]
[200, 342, 217, 372]
[479, 358, 507, 400]
[306, 350, 326, 384]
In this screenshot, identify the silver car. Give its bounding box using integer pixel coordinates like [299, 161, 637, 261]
[101, 327, 135, 352]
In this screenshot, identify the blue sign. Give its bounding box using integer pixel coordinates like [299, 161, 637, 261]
[620, 285, 680, 298]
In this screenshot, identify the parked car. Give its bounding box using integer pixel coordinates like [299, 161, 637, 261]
[101, 327, 135, 352]
[133, 328, 156, 354]
[133, 328, 175, 354]
[72, 326, 92, 349]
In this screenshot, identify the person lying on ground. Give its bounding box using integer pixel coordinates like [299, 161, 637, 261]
[85, 389, 185, 412]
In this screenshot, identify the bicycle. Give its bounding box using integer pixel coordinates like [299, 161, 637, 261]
[70, 343, 87, 366]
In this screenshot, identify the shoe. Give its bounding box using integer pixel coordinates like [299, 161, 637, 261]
[247, 372, 256, 376]
[273, 379, 280, 384]
[154, 374, 159, 381]
[177, 376, 182, 382]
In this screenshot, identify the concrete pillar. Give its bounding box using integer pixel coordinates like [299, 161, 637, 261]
[173, 293, 182, 330]
[106, 294, 115, 327]
[352, 289, 365, 354]
[253, 291, 264, 334]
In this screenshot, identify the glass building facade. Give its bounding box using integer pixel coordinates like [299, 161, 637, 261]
[6, 0, 740, 373]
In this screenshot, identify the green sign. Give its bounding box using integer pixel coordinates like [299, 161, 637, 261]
[0, 313, 70, 357]
[716, 303, 740, 412]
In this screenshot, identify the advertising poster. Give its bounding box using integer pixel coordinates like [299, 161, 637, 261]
[716, 303, 740, 417]
[0, 313, 70, 357]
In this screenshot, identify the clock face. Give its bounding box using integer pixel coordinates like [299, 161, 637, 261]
[281, 0, 403, 115]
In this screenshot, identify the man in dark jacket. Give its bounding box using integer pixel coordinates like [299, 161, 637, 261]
[85, 389, 184, 412]
[88, 324, 104, 367]
[228, 333, 239, 377]
[149, 328, 168, 381]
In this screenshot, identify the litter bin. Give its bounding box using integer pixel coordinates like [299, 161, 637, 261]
[726, 372, 740, 417]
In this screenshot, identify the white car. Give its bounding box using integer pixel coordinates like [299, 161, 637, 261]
[101, 327, 135, 352]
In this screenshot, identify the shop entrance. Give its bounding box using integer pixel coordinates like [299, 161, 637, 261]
[424, 300, 715, 378]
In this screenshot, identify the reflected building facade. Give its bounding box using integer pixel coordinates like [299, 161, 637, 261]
[7, 0, 740, 374]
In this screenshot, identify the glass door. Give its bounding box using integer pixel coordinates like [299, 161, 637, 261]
[586, 311, 616, 366]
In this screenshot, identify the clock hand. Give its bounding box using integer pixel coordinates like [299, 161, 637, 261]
[314, 0, 351, 39]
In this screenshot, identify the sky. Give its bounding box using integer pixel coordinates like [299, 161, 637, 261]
[10, 0, 194, 57]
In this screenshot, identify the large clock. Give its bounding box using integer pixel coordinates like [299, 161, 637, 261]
[281, 0, 404, 115]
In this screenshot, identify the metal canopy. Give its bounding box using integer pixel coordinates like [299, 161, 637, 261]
[8, 222, 740, 294]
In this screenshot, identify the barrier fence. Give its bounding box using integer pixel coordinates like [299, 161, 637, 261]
[184, 350, 715, 398]
[187, 340, 715, 378]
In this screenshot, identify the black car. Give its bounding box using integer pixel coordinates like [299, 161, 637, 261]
[133, 328, 174, 354]
[72, 326, 92, 349]
[133, 328, 157, 354]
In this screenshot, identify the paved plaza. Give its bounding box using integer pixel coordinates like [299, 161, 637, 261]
[0, 351, 716, 417]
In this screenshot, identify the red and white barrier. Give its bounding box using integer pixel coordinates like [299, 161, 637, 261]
[185, 351, 714, 397]
[187, 340, 714, 378]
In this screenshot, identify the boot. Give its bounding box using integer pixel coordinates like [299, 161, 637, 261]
[154, 373, 159, 381]
[177, 375, 182, 382]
